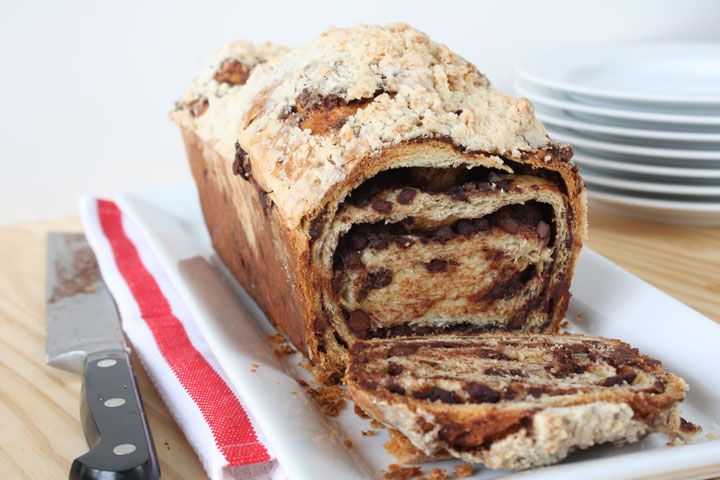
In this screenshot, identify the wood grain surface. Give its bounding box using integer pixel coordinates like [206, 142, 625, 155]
[1, 207, 718, 479]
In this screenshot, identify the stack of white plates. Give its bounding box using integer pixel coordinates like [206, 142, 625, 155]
[515, 43, 720, 226]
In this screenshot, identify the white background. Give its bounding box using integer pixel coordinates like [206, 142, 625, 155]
[2, 0, 720, 225]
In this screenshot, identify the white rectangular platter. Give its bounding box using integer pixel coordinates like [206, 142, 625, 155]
[117, 185, 720, 480]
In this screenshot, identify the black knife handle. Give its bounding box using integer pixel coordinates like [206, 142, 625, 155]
[71, 350, 160, 480]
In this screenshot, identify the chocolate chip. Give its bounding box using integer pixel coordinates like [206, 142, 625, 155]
[397, 188, 417, 205]
[413, 387, 458, 404]
[527, 387, 546, 398]
[232, 142, 252, 179]
[367, 229, 391, 250]
[602, 375, 625, 387]
[214, 58, 251, 86]
[476, 182, 492, 193]
[308, 209, 327, 243]
[387, 361, 403, 376]
[537, 221, 550, 239]
[622, 371, 637, 384]
[473, 218, 489, 231]
[388, 379, 405, 395]
[425, 259, 448, 273]
[607, 346, 638, 368]
[503, 387, 517, 400]
[347, 310, 371, 336]
[433, 226, 455, 243]
[455, 220, 476, 236]
[679, 417, 701, 434]
[449, 189, 469, 202]
[650, 379, 666, 393]
[367, 269, 392, 289]
[323, 93, 343, 110]
[371, 199, 393, 214]
[344, 251, 363, 269]
[497, 217, 519, 234]
[643, 358, 661, 368]
[349, 234, 368, 251]
[388, 325, 413, 337]
[495, 179, 511, 191]
[465, 383, 500, 403]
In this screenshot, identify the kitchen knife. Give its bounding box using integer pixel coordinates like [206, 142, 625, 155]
[45, 232, 160, 480]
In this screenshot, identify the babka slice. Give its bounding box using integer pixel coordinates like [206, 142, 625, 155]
[347, 334, 697, 470]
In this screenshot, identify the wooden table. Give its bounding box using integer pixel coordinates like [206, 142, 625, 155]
[1, 208, 719, 479]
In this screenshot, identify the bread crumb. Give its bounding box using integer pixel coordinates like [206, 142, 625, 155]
[559, 320, 569, 330]
[453, 464, 473, 478]
[706, 433, 719, 441]
[361, 429, 376, 437]
[384, 464, 423, 479]
[251, 363, 259, 368]
[266, 333, 286, 344]
[298, 382, 347, 417]
[273, 344, 297, 357]
[250, 369, 257, 373]
[424, 468, 448, 480]
[354, 404, 371, 419]
[266, 332, 297, 356]
[344, 437, 353, 448]
[291, 391, 298, 395]
[371, 419, 385, 429]
[575, 314, 583, 324]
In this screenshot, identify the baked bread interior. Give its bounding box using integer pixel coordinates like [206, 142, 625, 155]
[347, 334, 697, 470]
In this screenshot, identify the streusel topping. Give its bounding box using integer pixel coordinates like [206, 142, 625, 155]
[174, 24, 557, 226]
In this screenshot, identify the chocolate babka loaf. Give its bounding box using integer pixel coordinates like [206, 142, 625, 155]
[347, 334, 696, 470]
[171, 24, 587, 383]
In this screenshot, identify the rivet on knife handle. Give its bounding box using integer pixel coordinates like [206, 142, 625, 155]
[71, 350, 160, 480]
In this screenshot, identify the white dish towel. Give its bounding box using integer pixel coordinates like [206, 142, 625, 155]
[80, 195, 287, 480]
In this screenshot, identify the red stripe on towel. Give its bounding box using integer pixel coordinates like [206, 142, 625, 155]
[96, 199, 270, 466]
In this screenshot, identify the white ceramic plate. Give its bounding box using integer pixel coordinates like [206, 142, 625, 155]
[587, 188, 720, 226]
[573, 152, 720, 179]
[516, 43, 720, 106]
[514, 81, 720, 127]
[535, 107, 720, 143]
[581, 170, 720, 196]
[546, 127, 720, 161]
[117, 185, 720, 479]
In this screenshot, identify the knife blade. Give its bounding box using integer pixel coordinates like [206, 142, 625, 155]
[46, 232, 160, 480]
